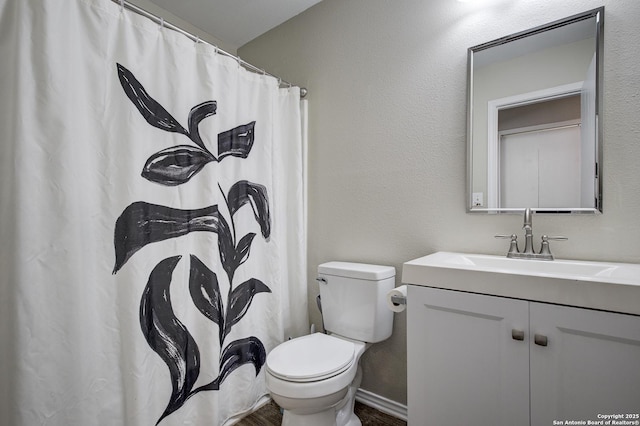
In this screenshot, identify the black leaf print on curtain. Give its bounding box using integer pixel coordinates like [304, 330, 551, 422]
[114, 63, 275, 424]
[142, 145, 215, 186]
[189, 252, 271, 346]
[223, 279, 271, 341]
[217, 337, 267, 384]
[226, 180, 270, 239]
[113, 202, 219, 273]
[139, 256, 201, 425]
[117, 64, 259, 187]
[218, 122, 256, 160]
[117, 64, 189, 136]
[216, 213, 237, 282]
[186, 256, 270, 393]
[216, 181, 270, 284]
[188, 255, 225, 345]
[233, 233, 256, 270]
[191, 337, 267, 394]
[188, 101, 218, 150]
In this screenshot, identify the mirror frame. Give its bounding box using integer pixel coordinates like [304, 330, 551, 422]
[466, 7, 604, 214]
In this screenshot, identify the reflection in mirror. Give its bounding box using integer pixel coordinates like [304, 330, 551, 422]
[467, 8, 604, 213]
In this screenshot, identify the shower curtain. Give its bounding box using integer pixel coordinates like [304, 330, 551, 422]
[0, 0, 308, 425]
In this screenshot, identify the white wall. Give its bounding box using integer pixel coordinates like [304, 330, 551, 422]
[239, 0, 640, 405]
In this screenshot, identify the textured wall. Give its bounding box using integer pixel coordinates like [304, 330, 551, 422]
[239, 0, 640, 405]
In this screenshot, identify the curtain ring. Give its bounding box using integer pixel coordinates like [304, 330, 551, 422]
[119, 0, 124, 12]
[195, 36, 200, 44]
[160, 18, 164, 29]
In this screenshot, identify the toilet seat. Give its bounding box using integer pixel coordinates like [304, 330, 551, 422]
[266, 333, 355, 382]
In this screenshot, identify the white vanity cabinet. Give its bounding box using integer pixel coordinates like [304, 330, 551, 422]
[530, 302, 640, 425]
[407, 285, 640, 426]
[407, 286, 530, 425]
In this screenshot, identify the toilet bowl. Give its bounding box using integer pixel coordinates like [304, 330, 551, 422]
[266, 333, 368, 426]
[265, 262, 396, 426]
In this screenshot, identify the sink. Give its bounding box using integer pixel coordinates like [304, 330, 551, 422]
[421, 252, 634, 282]
[402, 252, 640, 315]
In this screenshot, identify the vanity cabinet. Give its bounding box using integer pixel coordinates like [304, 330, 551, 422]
[407, 286, 640, 426]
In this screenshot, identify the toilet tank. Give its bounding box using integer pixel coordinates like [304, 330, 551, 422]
[317, 262, 396, 343]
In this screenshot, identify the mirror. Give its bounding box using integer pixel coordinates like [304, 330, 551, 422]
[467, 8, 604, 213]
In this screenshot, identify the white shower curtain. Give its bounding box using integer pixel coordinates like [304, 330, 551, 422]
[0, 0, 308, 425]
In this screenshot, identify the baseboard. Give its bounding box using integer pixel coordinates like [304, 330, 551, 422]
[355, 388, 408, 422]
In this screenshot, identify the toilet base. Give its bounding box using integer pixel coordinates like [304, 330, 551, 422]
[276, 388, 346, 426]
[335, 366, 362, 426]
[282, 408, 338, 426]
[275, 366, 363, 426]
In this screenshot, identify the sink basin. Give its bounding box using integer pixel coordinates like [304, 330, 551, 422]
[402, 252, 640, 315]
[422, 252, 637, 283]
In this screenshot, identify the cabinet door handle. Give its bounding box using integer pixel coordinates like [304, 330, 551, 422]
[534, 334, 548, 347]
[511, 329, 525, 341]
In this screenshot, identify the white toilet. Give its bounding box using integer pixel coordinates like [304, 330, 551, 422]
[265, 262, 396, 426]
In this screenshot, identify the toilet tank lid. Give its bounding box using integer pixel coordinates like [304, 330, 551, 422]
[318, 262, 395, 280]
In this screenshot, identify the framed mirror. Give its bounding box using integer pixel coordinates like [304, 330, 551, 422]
[467, 8, 604, 214]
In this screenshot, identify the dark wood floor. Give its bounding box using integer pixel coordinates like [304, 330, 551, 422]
[236, 400, 406, 426]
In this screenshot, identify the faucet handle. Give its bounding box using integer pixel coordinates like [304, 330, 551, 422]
[495, 234, 519, 255]
[539, 235, 568, 259]
[544, 235, 568, 241]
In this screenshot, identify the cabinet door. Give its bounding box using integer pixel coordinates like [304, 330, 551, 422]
[407, 286, 530, 426]
[530, 303, 640, 426]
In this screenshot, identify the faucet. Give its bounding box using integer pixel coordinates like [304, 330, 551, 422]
[522, 207, 534, 255]
[495, 208, 567, 260]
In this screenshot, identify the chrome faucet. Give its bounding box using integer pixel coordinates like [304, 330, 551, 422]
[495, 208, 567, 260]
[522, 207, 534, 255]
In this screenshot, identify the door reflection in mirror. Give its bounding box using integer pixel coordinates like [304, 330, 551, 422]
[497, 94, 592, 209]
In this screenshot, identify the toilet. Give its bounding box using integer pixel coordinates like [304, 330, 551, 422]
[265, 262, 396, 426]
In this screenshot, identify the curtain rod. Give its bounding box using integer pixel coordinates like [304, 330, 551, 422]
[111, 0, 307, 98]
